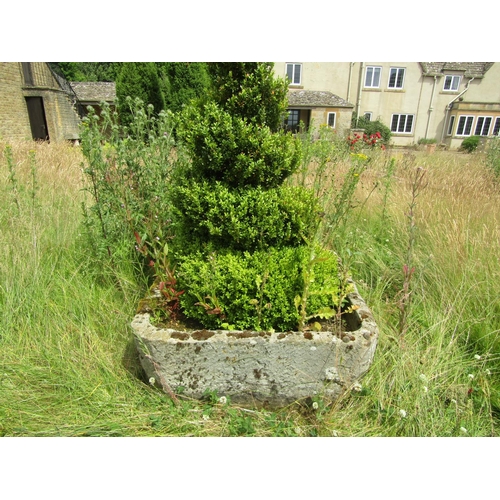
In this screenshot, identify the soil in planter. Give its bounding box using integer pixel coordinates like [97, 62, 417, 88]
[136, 294, 360, 337]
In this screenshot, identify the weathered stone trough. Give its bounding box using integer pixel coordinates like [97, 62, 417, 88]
[132, 280, 378, 408]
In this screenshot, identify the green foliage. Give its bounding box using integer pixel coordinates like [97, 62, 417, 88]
[2, 142, 500, 439]
[207, 62, 289, 131]
[79, 100, 183, 279]
[176, 101, 301, 188]
[157, 62, 211, 113]
[461, 135, 480, 153]
[170, 62, 336, 330]
[352, 115, 392, 146]
[176, 246, 338, 331]
[487, 137, 500, 178]
[53, 62, 121, 82]
[417, 138, 437, 145]
[295, 124, 369, 250]
[172, 181, 319, 252]
[116, 63, 165, 126]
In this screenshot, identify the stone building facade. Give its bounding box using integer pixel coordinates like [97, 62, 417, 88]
[275, 62, 500, 149]
[0, 62, 81, 142]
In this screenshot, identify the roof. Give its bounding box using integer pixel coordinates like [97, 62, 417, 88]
[419, 62, 494, 78]
[69, 81, 116, 103]
[288, 90, 354, 108]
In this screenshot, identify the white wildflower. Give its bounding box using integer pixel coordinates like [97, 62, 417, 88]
[399, 409, 407, 418]
[486, 369, 491, 376]
[451, 399, 457, 405]
[468, 374, 475, 380]
[419, 374, 428, 383]
[202, 414, 210, 421]
[474, 354, 481, 360]
[312, 402, 319, 410]
[352, 382, 362, 392]
[218, 396, 227, 405]
[460, 427, 468, 434]
[148, 377, 156, 386]
[423, 386, 428, 393]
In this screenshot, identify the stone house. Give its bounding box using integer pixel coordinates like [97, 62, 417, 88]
[275, 62, 500, 149]
[0, 63, 117, 143]
[284, 89, 354, 134]
[69, 81, 116, 119]
[0, 62, 82, 142]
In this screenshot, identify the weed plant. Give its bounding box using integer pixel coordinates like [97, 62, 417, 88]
[1, 141, 499, 436]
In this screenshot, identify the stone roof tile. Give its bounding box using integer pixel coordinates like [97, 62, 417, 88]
[70, 81, 116, 103]
[288, 90, 354, 108]
[420, 62, 493, 78]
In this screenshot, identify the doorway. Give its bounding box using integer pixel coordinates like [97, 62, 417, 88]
[25, 96, 49, 141]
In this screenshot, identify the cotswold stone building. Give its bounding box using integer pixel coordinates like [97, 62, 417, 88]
[276, 62, 500, 149]
[0, 62, 82, 142]
[0, 63, 116, 143]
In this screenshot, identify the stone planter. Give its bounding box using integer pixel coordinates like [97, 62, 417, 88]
[132, 280, 378, 408]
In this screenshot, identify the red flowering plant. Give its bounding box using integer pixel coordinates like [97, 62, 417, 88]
[347, 131, 386, 152]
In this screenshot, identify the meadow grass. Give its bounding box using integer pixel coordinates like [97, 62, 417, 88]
[1, 141, 499, 436]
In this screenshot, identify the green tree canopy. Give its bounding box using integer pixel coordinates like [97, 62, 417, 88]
[157, 62, 211, 114]
[115, 63, 165, 125]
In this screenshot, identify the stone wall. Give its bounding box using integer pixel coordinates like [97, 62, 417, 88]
[0, 62, 81, 142]
[0, 63, 33, 140]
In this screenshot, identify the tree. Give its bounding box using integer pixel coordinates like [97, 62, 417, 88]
[157, 62, 211, 114]
[115, 63, 165, 126]
[53, 62, 121, 82]
[170, 62, 336, 331]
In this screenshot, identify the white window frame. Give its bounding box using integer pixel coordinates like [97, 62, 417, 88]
[391, 114, 415, 134]
[364, 66, 382, 88]
[286, 63, 302, 85]
[447, 115, 456, 136]
[456, 115, 475, 136]
[474, 116, 493, 136]
[493, 117, 500, 136]
[327, 112, 336, 128]
[443, 75, 461, 91]
[285, 109, 300, 132]
[388, 67, 405, 89]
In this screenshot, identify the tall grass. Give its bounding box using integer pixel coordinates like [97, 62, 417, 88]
[1, 141, 499, 436]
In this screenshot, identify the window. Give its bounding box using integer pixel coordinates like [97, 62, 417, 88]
[21, 62, 34, 86]
[475, 116, 492, 136]
[286, 63, 302, 85]
[493, 117, 500, 136]
[391, 114, 414, 134]
[456, 115, 474, 136]
[443, 75, 461, 91]
[327, 112, 336, 128]
[388, 67, 405, 89]
[285, 109, 300, 132]
[363, 112, 372, 121]
[447, 115, 456, 136]
[365, 66, 382, 88]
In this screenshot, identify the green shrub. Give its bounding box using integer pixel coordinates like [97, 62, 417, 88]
[487, 137, 500, 177]
[176, 102, 301, 189]
[461, 135, 480, 153]
[171, 181, 320, 252]
[176, 246, 339, 331]
[168, 63, 343, 330]
[116, 63, 165, 127]
[207, 62, 289, 132]
[79, 100, 183, 277]
[352, 116, 392, 146]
